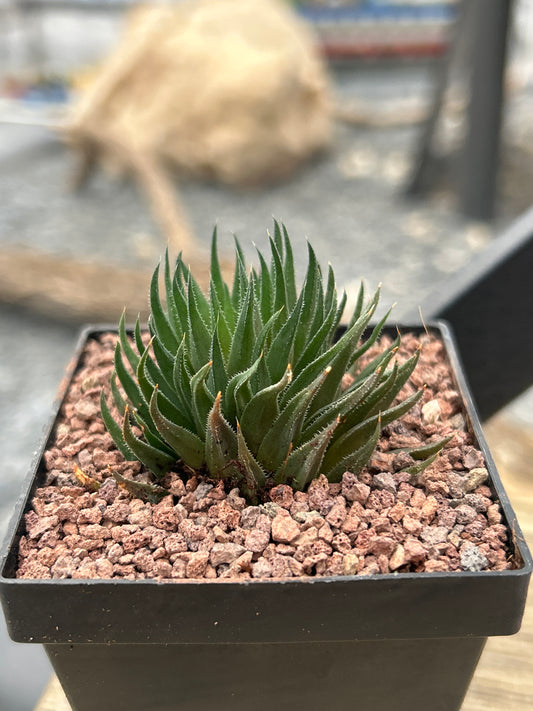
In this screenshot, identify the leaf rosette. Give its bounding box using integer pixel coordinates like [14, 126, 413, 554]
[102, 223, 437, 502]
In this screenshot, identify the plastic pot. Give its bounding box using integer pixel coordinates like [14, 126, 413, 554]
[1, 322, 531, 711]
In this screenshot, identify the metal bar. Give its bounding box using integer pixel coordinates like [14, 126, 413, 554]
[457, 0, 513, 219]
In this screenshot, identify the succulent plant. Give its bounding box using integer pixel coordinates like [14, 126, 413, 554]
[102, 223, 440, 502]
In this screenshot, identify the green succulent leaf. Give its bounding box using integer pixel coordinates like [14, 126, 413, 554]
[149, 388, 205, 468]
[282, 416, 340, 489]
[100, 390, 135, 461]
[101, 222, 438, 502]
[205, 393, 239, 479]
[122, 407, 174, 478]
[239, 364, 292, 453]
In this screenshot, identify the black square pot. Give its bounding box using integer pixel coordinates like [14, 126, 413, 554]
[1, 322, 531, 711]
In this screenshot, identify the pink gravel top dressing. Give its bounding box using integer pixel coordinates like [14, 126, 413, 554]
[16, 332, 511, 581]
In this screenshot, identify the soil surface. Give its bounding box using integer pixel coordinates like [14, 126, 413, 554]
[16, 332, 512, 580]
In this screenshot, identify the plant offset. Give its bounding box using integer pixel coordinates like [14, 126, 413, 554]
[102, 224, 441, 502]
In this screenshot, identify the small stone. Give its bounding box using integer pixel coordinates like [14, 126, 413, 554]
[392, 451, 415, 472]
[26, 515, 59, 540]
[269, 485, 294, 509]
[154, 560, 173, 578]
[368, 536, 396, 556]
[463, 468, 489, 493]
[271, 511, 300, 544]
[132, 548, 155, 573]
[343, 553, 359, 575]
[292, 527, 318, 547]
[460, 544, 488, 572]
[424, 560, 449, 573]
[420, 496, 439, 523]
[78, 507, 103, 525]
[422, 399, 441, 424]
[403, 515, 422, 536]
[487, 504, 502, 525]
[251, 558, 273, 578]
[437, 508, 457, 528]
[240, 506, 261, 529]
[341, 473, 370, 504]
[98, 478, 119, 503]
[210, 542, 246, 566]
[244, 529, 270, 553]
[152, 505, 180, 531]
[462, 447, 485, 470]
[51, 555, 78, 578]
[389, 544, 406, 571]
[404, 539, 427, 564]
[94, 558, 114, 578]
[420, 526, 449, 546]
[325, 499, 347, 528]
[270, 554, 292, 578]
[74, 399, 99, 420]
[463, 494, 490, 513]
[373, 473, 397, 494]
[293, 510, 322, 526]
[259, 502, 281, 519]
[455, 505, 477, 525]
[186, 552, 210, 578]
[107, 543, 124, 563]
[194, 482, 214, 501]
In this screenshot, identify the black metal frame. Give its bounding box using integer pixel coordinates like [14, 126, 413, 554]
[407, 0, 514, 221]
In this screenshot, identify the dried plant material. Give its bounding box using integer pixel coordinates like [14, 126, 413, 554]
[74, 466, 101, 493]
[67, 0, 332, 251]
[110, 470, 168, 504]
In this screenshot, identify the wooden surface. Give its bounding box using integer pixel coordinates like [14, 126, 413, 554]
[35, 413, 533, 711]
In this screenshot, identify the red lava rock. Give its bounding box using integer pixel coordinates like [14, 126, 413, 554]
[210, 542, 246, 566]
[325, 498, 347, 527]
[420, 526, 449, 546]
[152, 505, 180, 531]
[424, 559, 450, 573]
[341, 473, 370, 504]
[368, 536, 396, 557]
[389, 544, 406, 571]
[185, 552, 210, 578]
[105, 502, 131, 524]
[251, 558, 273, 578]
[78, 507, 103, 525]
[373, 473, 397, 493]
[455, 505, 478, 525]
[244, 529, 270, 553]
[269, 485, 294, 509]
[51, 555, 78, 578]
[240, 507, 261, 529]
[487, 504, 502, 525]
[404, 538, 427, 564]
[307, 476, 334, 515]
[420, 496, 439, 523]
[401, 514, 421, 536]
[25, 513, 59, 540]
[208, 501, 241, 529]
[15, 332, 513, 582]
[462, 447, 485, 470]
[271, 510, 300, 544]
[149, 559, 170, 577]
[388, 502, 406, 523]
[293, 527, 318, 548]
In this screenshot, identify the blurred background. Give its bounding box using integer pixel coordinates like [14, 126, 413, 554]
[1, 1, 533, 709]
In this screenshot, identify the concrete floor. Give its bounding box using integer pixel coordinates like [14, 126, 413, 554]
[1, 13, 533, 709]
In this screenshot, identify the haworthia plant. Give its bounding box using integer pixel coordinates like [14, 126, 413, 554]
[102, 223, 438, 502]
